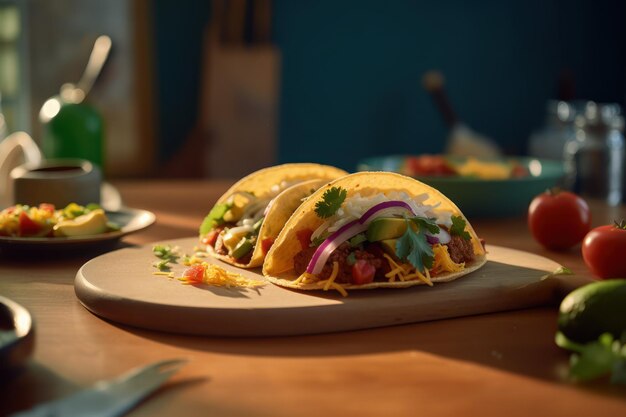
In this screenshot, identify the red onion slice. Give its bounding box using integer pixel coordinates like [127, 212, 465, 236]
[426, 229, 451, 245]
[433, 228, 451, 244]
[358, 201, 414, 224]
[306, 220, 368, 275]
[426, 235, 439, 244]
[305, 200, 416, 275]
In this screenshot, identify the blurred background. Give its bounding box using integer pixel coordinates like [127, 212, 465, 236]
[0, 0, 625, 179]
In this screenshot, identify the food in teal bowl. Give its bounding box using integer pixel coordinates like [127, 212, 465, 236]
[356, 155, 566, 218]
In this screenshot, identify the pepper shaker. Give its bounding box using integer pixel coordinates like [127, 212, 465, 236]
[563, 102, 624, 206]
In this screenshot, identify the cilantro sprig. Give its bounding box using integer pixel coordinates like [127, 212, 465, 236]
[412, 217, 440, 235]
[395, 217, 440, 273]
[449, 215, 470, 240]
[556, 332, 626, 383]
[199, 203, 232, 236]
[152, 244, 180, 271]
[314, 187, 347, 219]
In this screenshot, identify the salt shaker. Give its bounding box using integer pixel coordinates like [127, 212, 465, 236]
[563, 102, 624, 206]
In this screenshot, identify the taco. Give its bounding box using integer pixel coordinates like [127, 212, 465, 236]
[262, 172, 487, 295]
[199, 163, 348, 268]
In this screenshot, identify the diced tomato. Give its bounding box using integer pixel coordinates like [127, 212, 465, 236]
[510, 163, 528, 178]
[351, 260, 376, 285]
[296, 228, 314, 250]
[38, 203, 55, 213]
[183, 264, 207, 284]
[261, 237, 275, 255]
[202, 229, 221, 247]
[406, 155, 456, 177]
[18, 211, 42, 236]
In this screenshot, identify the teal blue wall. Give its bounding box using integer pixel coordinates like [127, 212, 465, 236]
[153, 0, 211, 162]
[153, 0, 626, 173]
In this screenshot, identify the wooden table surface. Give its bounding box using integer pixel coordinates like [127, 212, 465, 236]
[1, 180, 625, 416]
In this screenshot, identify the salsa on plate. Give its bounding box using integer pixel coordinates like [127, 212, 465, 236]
[402, 155, 528, 180]
[0, 203, 119, 238]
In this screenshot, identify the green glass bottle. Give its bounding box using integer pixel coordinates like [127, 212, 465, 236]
[41, 100, 104, 169]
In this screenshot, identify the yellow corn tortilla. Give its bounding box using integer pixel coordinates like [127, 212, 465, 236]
[202, 163, 348, 268]
[263, 171, 487, 290]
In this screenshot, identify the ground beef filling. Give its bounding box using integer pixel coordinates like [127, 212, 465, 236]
[293, 235, 476, 284]
[293, 242, 390, 284]
[446, 235, 475, 264]
[212, 225, 230, 256]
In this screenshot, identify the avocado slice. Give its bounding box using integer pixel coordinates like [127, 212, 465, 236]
[231, 237, 254, 259]
[54, 209, 108, 237]
[380, 239, 398, 257]
[366, 217, 408, 242]
[222, 229, 246, 251]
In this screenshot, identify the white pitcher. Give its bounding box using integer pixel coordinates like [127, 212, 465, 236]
[0, 131, 42, 208]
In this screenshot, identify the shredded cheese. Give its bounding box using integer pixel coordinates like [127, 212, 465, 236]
[455, 157, 512, 179]
[383, 254, 418, 283]
[178, 262, 265, 288]
[294, 262, 348, 297]
[402, 270, 432, 286]
[382, 253, 445, 286]
[328, 282, 348, 297]
[293, 272, 318, 285]
[292, 243, 466, 297]
[431, 244, 465, 275]
[183, 255, 205, 266]
[319, 262, 339, 291]
[153, 271, 175, 278]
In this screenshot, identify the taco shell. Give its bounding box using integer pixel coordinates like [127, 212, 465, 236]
[202, 163, 347, 268]
[263, 171, 487, 290]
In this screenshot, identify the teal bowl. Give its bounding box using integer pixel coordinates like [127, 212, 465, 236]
[356, 156, 566, 218]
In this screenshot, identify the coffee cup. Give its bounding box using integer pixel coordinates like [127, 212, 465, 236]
[10, 159, 101, 207]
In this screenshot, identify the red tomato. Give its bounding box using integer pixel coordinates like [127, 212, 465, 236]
[351, 260, 376, 285]
[183, 264, 207, 284]
[38, 203, 55, 212]
[582, 220, 626, 279]
[296, 229, 314, 250]
[528, 190, 591, 250]
[18, 211, 42, 236]
[261, 237, 275, 255]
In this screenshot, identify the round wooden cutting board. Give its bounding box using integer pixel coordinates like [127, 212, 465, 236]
[75, 237, 570, 337]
